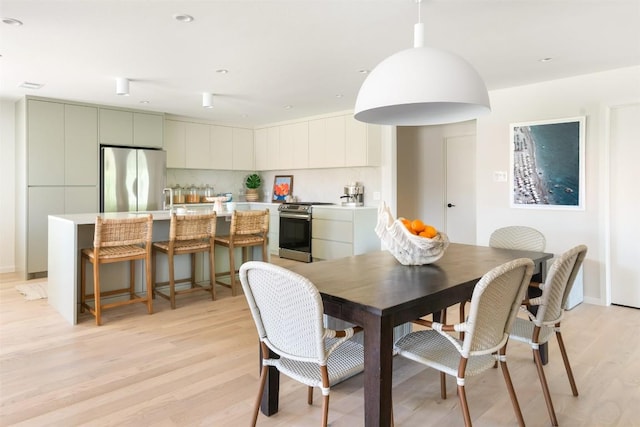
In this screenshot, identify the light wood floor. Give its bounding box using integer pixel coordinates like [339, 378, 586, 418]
[1, 259, 638, 427]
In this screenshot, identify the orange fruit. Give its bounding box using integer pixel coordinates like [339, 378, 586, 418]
[420, 225, 437, 238]
[411, 219, 425, 233]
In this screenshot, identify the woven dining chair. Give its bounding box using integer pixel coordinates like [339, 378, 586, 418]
[80, 215, 154, 326]
[510, 244, 587, 426]
[215, 209, 269, 296]
[394, 258, 534, 427]
[152, 212, 217, 309]
[239, 261, 364, 427]
[456, 225, 546, 333]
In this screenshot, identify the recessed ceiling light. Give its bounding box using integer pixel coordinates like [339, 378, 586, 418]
[19, 81, 43, 90]
[284, 105, 293, 110]
[173, 14, 194, 23]
[2, 17, 23, 26]
[140, 100, 150, 104]
[539, 57, 553, 63]
[359, 69, 370, 74]
[216, 69, 229, 74]
[335, 94, 344, 98]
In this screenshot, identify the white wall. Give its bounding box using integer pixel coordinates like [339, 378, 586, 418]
[475, 66, 640, 305]
[397, 121, 476, 230]
[0, 100, 16, 273]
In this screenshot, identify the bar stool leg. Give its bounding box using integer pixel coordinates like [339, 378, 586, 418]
[145, 253, 153, 315]
[229, 243, 237, 296]
[80, 254, 86, 313]
[129, 260, 136, 299]
[208, 248, 216, 300]
[93, 261, 101, 326]
[168, 251, 176, 309]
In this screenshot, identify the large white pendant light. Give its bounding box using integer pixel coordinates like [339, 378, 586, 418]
[354, 1, 490, 126]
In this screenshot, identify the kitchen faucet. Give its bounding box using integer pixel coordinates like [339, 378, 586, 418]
[162, 188, 174, 211]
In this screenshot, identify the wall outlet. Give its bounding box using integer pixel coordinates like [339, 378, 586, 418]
[373, 191, 381, 201]
[493, 171, 508, 182]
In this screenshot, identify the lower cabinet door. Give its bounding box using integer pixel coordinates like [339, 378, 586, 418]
[311, 238, 353, 261]
[28, 187, 65, 274]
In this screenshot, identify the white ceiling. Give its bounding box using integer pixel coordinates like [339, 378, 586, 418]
[1, 0, 639, 127]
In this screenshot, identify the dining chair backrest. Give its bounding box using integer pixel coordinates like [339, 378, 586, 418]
[489, 226, 546, 252]
[462, 258, 534, 357]
[240, 261, 327, 363]
[531, 245, 587, 325]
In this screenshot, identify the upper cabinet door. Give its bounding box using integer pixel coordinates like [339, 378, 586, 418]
[65, 104, 98, 185]
[164, 120, 186, 168]
[254, 128, 268, 170]
[133, 113, 163, 148]
[309, 116, 345, 168]
[232, 128, 254, 171]
[99, 109, 133, 146]
[279, 122, 309, 170]
[28, 100, 65, 185]
[210, 125, 233, 170]
[185, 122, 211, 169]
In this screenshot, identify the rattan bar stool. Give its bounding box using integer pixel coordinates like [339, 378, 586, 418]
[80, 215, 154, 326]
[214, 209, 269, 296]
[152, 212, 217, 309]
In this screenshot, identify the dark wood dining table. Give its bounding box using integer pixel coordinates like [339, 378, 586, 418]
[261, 243, 553, 426]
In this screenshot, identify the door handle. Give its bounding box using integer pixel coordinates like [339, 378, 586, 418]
[447, 203, 456, 208]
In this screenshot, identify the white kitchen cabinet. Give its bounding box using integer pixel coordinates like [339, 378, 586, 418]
[309, 116, 345, 168]
[27, 186, 65, 274]
[133, 113, 164, 148]
[99, 108, 133, 145]
[164, 120, 186, 168]
[279, 122, 309, 169]
[267, 127, 280, 170]
[253, 126, 279, 171]
[311, 207, 379, 261]
[100, 108, 163, 147]
[65, 186, 98, 214]
[185, 122, 210, 169]
[65, 104, 98, 185]
[232, 127, 254, 170]
[345, 116, 381, 167]
[210, 125, 233, 170]
[254, 128, 268, 171]
[28, 100, 65, 185]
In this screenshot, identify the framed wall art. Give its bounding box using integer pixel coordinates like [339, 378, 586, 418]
[272, 175, 293, 203]
[510, 116, 585, 210]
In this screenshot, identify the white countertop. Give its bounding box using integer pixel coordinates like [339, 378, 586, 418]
[49, 208, 233, 226]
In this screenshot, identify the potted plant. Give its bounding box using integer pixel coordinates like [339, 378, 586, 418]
[245, 173, 262, 202]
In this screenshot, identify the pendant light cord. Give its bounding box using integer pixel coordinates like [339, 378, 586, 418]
[414, 0, 424, 48]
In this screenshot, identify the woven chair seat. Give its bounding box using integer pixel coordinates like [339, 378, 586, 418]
[214, 234, 264, 246]
[275, 339, 364, 388]
[395, 330, 496, 378]
[510, 317, 554, 345]
[153, 239, 211, 253]
[82, 245, 147, 261]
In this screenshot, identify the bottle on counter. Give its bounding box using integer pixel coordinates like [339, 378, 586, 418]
[201, 184, 215, 202]
[186, 184, 199, 203]
[173, 185, 185, 204]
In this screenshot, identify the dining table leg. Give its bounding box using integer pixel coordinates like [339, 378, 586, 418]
[362, 313, 395, 426]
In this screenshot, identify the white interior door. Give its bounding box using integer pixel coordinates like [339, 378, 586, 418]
[444, 135, 476, 244]
[610, 103, 640, 308]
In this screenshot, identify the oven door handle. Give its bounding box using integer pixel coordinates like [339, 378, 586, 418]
[280, 212, 311, 221]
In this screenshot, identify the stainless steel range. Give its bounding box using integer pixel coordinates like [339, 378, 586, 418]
[278, 202, 333, 262]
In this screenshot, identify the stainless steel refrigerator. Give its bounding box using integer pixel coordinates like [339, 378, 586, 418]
[100, 146, 166, 212]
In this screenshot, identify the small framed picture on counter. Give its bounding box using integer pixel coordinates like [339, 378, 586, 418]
[272, 175, 293, 203]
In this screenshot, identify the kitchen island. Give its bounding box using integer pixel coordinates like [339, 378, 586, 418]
[47, 207, 266, 325]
